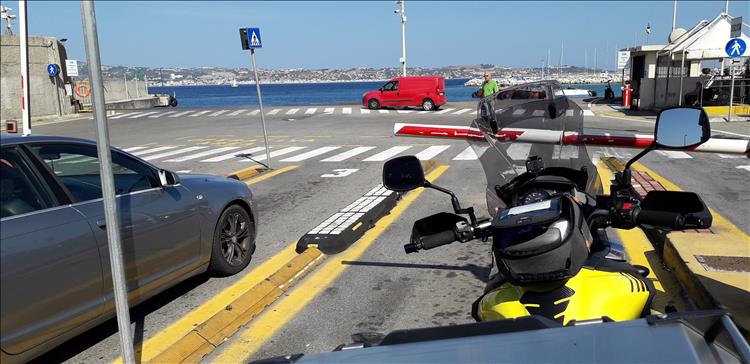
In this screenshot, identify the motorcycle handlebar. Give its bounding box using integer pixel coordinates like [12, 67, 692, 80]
[404, 230, 458, 254]
[636, 209, 685, 229]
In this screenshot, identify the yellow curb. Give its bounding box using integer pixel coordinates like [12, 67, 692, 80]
[226, 165, 263, 180]
[244, 165, 299, 185]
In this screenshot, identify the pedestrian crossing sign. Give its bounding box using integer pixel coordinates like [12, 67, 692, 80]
[248, 28, 262, 49]
[725, 38, 746, 58]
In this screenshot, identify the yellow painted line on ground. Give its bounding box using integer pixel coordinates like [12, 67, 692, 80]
[111, 242, 299, 364]
[213, 165, 450, 362]
[226, 165, 263, 180]
[596, 159, 687, 312]
[244, 165, 299, 185]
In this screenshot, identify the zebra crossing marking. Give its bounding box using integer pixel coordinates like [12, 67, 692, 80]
[249, 109, 260, 115]
[267, 109, 281, 115]
[123, 146, 148, 152]
[360, 109, 371, 114]
[286, 108, 299, 115]
[305, 108, 318, 114]
[165, 146, 241, 162]
[132, 146, 179, 156]
[280, 146, 341, 162]
[110, 112, 138, 119]
[170, 111, 193, 117]
[188, 110, 211, 117]
[248, 146, 306, 162]
[342, 108, 352, 114]
[133, 111, 158, 118]
[718, 154, 744, 159]
[452, 108, 472, 115]
[321, 146, 376, 162]
[150, 111, 176, 118]
[324, 108, 334, 113]
[363, 146, 412, 162]
[453, 146, 478, 160]
[228, 109, 247, 116]
[209, 110, 229, 117]
[415, 145, 450, 160]
[378, 110, 389, 114]
[202, 146, 267, 162]
[397, 110, 414, 114]
[143, 146, 208, 161]
[655, 150, 692, 159]
[506, 143, 532, 161]
[435, 108, 455, 114]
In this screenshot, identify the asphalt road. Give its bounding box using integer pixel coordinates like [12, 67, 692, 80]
[23, 103, 749, 363]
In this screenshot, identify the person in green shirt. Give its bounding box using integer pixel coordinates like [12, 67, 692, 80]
[482, 73, 500, 99]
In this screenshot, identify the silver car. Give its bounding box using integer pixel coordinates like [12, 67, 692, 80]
[0, 135, 258, 363]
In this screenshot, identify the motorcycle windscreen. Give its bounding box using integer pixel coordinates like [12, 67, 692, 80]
[468, 81, 599, 213]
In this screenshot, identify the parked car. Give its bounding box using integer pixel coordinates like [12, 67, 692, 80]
[362, 76, 447, 111]
[0, 135, 258, 363]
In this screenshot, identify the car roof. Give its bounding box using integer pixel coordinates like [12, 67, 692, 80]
[1, 134, 99, 147]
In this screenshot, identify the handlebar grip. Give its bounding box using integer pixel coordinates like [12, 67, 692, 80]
[419, 230, 457, 250]
[636, 209, 685, 229]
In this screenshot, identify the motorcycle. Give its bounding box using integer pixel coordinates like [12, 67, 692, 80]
[604, 80, 615, 101]
[382, 82, 713, 325]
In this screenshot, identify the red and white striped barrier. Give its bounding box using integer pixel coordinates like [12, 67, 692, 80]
[393, 123, 750, 155]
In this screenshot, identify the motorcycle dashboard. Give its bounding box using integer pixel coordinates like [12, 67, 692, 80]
[495, 173, 578, 207]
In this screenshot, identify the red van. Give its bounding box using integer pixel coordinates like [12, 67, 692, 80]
[362, 76, 447, 111]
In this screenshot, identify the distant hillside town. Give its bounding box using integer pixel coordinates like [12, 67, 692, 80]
[76, 63, 616, 86]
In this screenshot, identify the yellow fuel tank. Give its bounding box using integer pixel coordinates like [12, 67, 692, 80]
[476, 268, 653, 325]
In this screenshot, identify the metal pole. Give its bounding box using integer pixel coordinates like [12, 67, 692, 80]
[80, 2, 135, 364]
[724, 0, 729, 14]
[18, 0, 30, 135]
[124, 71, 128, 99]
[251, 49, 272, 168]
[400, 0, 406, 77]
[678, 52, 685, 105]
[728, 61, 735, 121]
[672, 0, 677, 30]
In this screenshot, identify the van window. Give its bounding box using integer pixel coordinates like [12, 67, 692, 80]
[383, 81, 399, 91]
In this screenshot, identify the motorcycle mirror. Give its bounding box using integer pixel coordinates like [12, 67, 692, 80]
[382, 155, 426, 192]
[653, 107, 710, 149]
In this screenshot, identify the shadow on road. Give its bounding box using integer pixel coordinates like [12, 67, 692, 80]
[341, 260, 492, 282]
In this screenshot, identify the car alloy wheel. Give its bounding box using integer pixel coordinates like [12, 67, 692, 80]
[220, 211, 252, 266]
[368, 99, 380, 109]
[422, 99, 434, 111]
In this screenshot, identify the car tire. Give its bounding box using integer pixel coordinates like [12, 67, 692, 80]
[368, 99, 380, 110]
[422, 99, 435, 111]
[209, 204, 256, 276]
[169, 98, 178, 107]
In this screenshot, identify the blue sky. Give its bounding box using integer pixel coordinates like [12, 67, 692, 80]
[1, 1, 746, 69]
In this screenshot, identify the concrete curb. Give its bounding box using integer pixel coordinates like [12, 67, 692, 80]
[226, 165, 263, 180]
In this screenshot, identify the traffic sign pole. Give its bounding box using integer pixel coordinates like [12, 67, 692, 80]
[728, 61, 735, 122]
[724, 38, 746, 122]
[250, 48, 272, 169]
[18, 0, 30, 135]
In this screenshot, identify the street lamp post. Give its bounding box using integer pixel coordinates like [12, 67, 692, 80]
[395, 1, 406, 76]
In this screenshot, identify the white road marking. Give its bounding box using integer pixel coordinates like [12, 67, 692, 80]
[378, 109, 389, 114]
[435, 108, 455, 114]
[250, 146, 306, 162]
[324, 108, 335, 113]
[286, 108, 299, 115]
[363, 146, 412, 161]
[123, 146, 148, 152]
[737, 165, 750, 172]
[209, 110, 228, 117]
[655, 150, 693, 159]
[149, 111, 176, 118]
[342, 107, 352, 114]
[506, 143, 532, 161]
[267, 109, 281, 115]
[176, 170, 192, 173]
[452, 108, 472, 115]
[188, 110, 211, 117]
[397, 110, 414, 114]
[280, 146, 341, 162]
[360, 109, 370, 114]
[132, 111, 158, 118]
[228, 109, 247, 116]
[321, 146, 376, 162]
[554, 145, 580, 160]
[512, 109, 526, 116]
[143, 146, 208, 161]
[305, 108, 318, 114]
[453, 146, 478, 160]
[132, 146, 178, 156]
[418, 110, 429, 114]
[201, 146, 267, 162]
[415, 145, 451, 160]
[165, 146, 241, 162]
[532, 110, 546, 117]
[249, 109, 260, 115]
[321, 169, 359, 178]
[718, 154, 745, 159]
[110, 112, 139, 119]
[583, 109, 595, 116]
[170, 111, 193, 117]
[712, 129, 750, 138]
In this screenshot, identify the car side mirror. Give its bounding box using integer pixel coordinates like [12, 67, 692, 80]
[158, 169, 180, 187]
[382, 155, 425, 191]
[653, 107, 710, 149]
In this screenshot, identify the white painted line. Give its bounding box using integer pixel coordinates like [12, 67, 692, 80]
[342, 107, 352, 114]
[280, 146, 341, 162]
[132, 146, 178, 156]
[132, 111, 158, 118]
[110, 112, 139, 119]
[170, 111, 193, 117]
[209, 110, 228, 117]
[143, 146, 208, 161]
[228, 109, 247, 116]
[149, 111, 176, 118]
[554, 145, 580, 160]
[188, 110, 211, 117]
[305, 108, 318, 114]
[324, 107, 335, 113]
[378, 109, 390, 114]
[397, 110, 414, 114]
[201, 146, 267, 162]
[176, 170, 192, 173]
[718, 154, 745, 159]
[712, 129, 750, 138]
[286, 108, 299, 115]
[165, 146, 241, 162]
[506, 143, 532, 161]
[512, 109, 526, 116]
[418, 110, 429, 114]
[453, 146, 478, 160]
[360, 109, 370, 114]
[655, 150, 692, 159]
[123, 146, 148, 152]
[363, 146, 412, 161]
[452, 108, 472, 115]
[249, 146, 306, 162]
[532, 110, 546, 117]
[415, 145, 451, 160]
[249, 109, 260, 115]
[583, 109, 595, 116]
[267, 109, 281, 115]
[737, 165, 750, 172]
[435, 108, 455, 114]
[321, 146, 376, 162]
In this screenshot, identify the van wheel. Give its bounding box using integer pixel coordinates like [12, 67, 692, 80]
[368, 99, 380, 110]
[422, 99, 435, 111]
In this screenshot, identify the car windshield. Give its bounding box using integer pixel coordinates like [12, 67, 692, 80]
[468, 81, 599, 211]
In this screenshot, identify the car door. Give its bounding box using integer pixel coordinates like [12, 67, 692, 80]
[0, 146, 104, 355]
[27, 142, 202, 309]
[380, 81, 399, 106]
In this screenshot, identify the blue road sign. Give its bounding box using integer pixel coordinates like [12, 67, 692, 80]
[725, 38, 746, 58]
[247, 28, 262, 49]
[47, 63, 59, 77]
